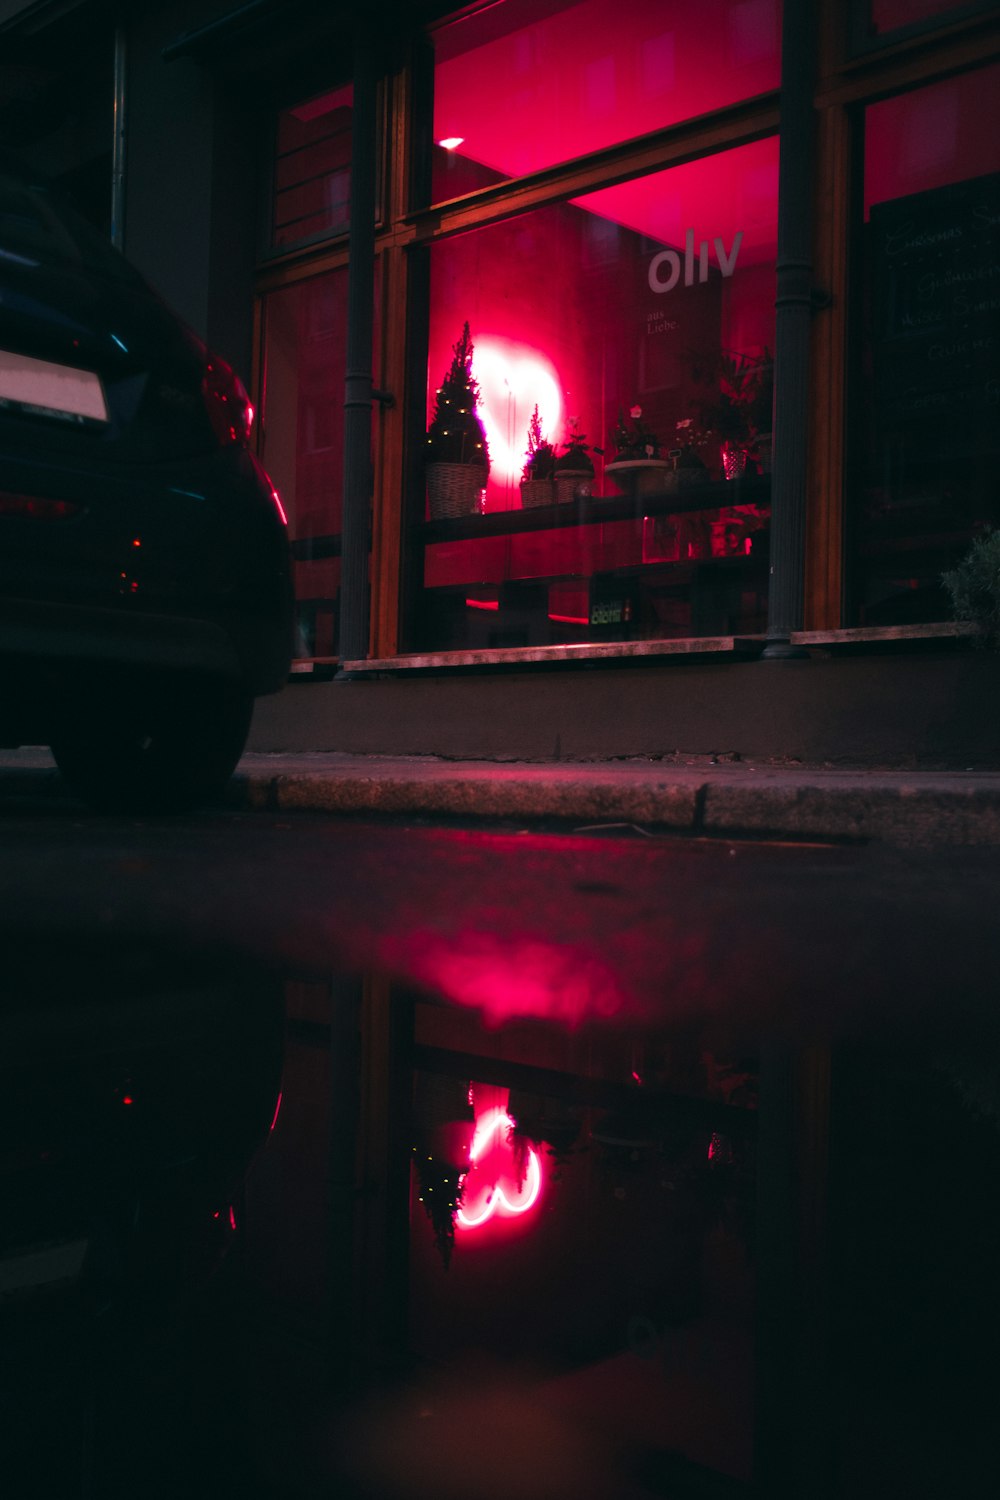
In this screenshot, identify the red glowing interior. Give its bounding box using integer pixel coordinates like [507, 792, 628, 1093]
[433, 0, 781, 190]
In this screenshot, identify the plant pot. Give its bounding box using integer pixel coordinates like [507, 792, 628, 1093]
[553, 469, 593, 505]
[519, 478, 555, 509]
[675, 461, 710, 487]
[721, 442, 749, 482]
[426, 461, 487, 519]
[605, 458, 673, 498]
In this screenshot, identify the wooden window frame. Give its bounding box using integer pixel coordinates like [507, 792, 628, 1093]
[255, 2, 1000, 664]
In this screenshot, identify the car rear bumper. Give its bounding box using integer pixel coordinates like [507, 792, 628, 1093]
[0, 447, 294, 732]
[1, 595, 243, 678]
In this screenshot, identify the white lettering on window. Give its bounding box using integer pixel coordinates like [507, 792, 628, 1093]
[648, 229, 743, 293]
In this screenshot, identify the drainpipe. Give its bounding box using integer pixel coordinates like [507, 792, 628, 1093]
[762, 0, 816, 658]
[111, 25, 127, 251]
[337, 16, 378, 674]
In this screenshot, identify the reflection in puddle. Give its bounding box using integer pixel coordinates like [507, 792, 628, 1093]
[2, 920, 998, 1498]
[1, 941, 285, 1497]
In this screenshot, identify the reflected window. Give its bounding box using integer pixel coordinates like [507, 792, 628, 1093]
[431, 0, 781, 203]
[409, 1010, 759, 1488]
[272, 85, 352, 251]
[855, 0, 993, 48]
[413, 138, 778, 652]
[259, 270, 348, 660]
[852, 65, 1000, 626]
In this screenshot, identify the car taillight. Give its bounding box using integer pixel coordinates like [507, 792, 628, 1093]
[270, 487, 288, 526]
[201, 355, 254, 447]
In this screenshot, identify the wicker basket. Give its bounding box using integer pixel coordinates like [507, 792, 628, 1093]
[426, 462, 486, 519]
[553, 469, 593, 505]
[519, 478, 555, 509]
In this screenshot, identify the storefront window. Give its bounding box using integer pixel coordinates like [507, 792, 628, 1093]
[856, 0, 990, 47]
[272, 85, 352, 252]
[414, 137, 778, 653]
[852, 65, 1000, 626]
[259, 269, 349, 660]
[431, 0, 781, 203]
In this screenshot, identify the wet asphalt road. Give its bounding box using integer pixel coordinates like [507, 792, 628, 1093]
[1, 798, 998, 1048]
[2, 798, 999, 1500]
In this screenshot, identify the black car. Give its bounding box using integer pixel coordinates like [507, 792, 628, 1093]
[0, 160, 293, 812]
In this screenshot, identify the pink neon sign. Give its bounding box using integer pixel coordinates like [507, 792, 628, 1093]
[456, 1103, 542, 1231]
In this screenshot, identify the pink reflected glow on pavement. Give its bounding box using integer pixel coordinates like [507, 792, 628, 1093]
[391, 931, 631, 1028]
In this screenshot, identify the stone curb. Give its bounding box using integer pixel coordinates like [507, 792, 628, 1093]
[5, 752, 1000, 846]
[228, 767, 1000, 848]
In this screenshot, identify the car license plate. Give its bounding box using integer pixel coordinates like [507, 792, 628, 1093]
[0, 348, 108, 425]
[0, 1237, 88, 1303]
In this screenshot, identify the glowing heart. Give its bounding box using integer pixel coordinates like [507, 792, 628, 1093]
[472, 340, 563, 484]
[456, 1104, 542, 1229]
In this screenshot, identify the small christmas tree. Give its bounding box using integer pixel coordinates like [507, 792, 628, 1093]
[426, 321, 490, 474]
[522, 404, 557, 482]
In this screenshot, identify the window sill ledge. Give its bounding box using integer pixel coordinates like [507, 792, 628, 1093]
[337, 623, 978, 675]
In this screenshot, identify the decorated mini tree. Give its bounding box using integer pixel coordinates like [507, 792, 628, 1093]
[426, 321, 490, 474]
[519, 403, 557, 508]
[522, 404, 557, 482]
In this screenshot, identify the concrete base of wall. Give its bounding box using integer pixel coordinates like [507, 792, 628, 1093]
[247, 647, 1000, 768]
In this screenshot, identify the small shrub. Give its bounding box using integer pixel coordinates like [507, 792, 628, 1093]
[942, 528, 1000, 648]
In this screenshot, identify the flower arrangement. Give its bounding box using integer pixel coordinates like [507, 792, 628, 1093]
[694, 347, 773, 455]
[521, 404, 557, 482]
[611, 403, 661, 461]
[425, 321, 490, 474]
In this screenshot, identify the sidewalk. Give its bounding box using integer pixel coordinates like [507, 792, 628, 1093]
[5, 747, 1000, 847]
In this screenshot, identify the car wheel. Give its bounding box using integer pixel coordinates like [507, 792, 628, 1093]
[50, 681, 254, 814]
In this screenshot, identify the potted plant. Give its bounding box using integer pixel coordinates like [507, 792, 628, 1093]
[425, 321, 490, 518]
[553, 417, 602, 504]
[605, 403, 671, 497]
[694, 348, 773, 480]
[519, 404, 557, 509]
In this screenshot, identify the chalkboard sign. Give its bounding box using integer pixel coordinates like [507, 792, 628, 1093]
[870, 172, 1000, 428]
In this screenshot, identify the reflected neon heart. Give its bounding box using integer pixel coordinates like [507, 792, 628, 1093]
[456, 1104, 542, 1229]
[472, 340, 562, 484]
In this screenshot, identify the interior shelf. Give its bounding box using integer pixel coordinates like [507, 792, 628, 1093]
[420, 475, 770, 544]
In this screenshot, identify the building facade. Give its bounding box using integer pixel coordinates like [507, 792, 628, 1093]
[3, 0, 1000, 760]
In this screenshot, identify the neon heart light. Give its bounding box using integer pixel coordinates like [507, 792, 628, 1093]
[471, 339, 562, 485]
[456, 1104, 542, 1230]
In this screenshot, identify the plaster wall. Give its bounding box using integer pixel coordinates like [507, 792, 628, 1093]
[247, 652, 1000, 767]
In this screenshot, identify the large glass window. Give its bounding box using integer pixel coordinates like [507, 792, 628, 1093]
[431, 0, 781, 203]
[855, 0, 992, 48]
[259, 270, 349, 661]
[852, 65, 1000, 626]
[272, 85, 352, 252]
[414, 138, 778, 653]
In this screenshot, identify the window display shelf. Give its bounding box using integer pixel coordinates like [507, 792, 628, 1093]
[424, 549, 768, 596]
[421, 476, 770, 544]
